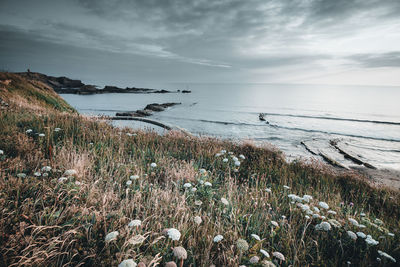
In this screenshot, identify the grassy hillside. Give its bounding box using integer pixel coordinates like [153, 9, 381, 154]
[0, 72, 399, 266]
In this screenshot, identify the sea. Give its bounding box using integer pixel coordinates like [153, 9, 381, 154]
[60, 83, 400, 170]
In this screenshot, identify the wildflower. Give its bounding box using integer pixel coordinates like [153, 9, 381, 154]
[221, 197, 229, 205]
[220, 149, 226, 154]
[54, 128, 61, 132]
[265, 188, 272, 193]
[313, 207, 320, 213]
[360, 212, 366, 217]
[41, 166, 52, 172]
[327, 210, 337, 215]
[213, 234, 224, 243]
[105, 231, 119, 242]
[128, 219, 141, 227]
[199, 180, 204, 185]
[34, 172, 41, 177]
[315, 221, 331, 231]
[260, 249, 270, 258]
[173, 246, 187, 267]
[38, 133, 45, 137]
[250, 256, 260, 264]
[26, 129, 33, 133]
[283, 185, 290, 190]
[261, 260, 276, 267]
[300, 204, 310, 212]
[236, 238, 249, 251]
[288, 194, 302, 202]
[215, 153, 221, 157]
[251, 234, 261, 241]
[118, 259, 137, 267]
[150, 162, 157, 168]
[305, 215, 310, 219]
[348, 218, 359, 227]
[377, 250, 396, 263]
[130, 175, 139, 180]
[191, 187, 197, 192]
[75, 181, 81, 185]
[239, 154, 245, 160]
[64, 169, 77, 176]
[167, 228, 181, 241]
[312, 214, 320, 219]
[0, 149, 3, 155]
[358, 224, 366, 228]
[193, 216, 202, 225]
[271, 221, 279, 227]
[356, 232, 366, 238]
[58, 177, 68, 183]
[328, 219, 341, 228]
[232, 156, 239, 161]
[194, 200, 203, 206]
[365, 235, 379, 246]
[127, 235, 146, 245]
[319, 202, 329, 209]
[183, 183, 192, 188]
[204, 182, 212, 187]
[17, 173, 26, 178]
[302, 195, 313, 202]
[272, 252, 285, 261]
[199, 168, 207, 174]
[222, 158, 228, 163]
[126, 180, 132, 186]
[234, 161, 241, 167]
[388, 232, 395, 237]
[347, 231, 357, 241]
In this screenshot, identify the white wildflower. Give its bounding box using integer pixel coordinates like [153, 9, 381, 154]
[150, 162, 157, 168]
[283, 185, 290, 190]
[213, 234, 224, 243]
[265, 188, 272, 193]
[17, 173, 26, 178]
[388, 232, 395, 237]
[272, 252, 285, 261]
[377, 250, 396, 263]
[221, 197, 229, 205]
[167, 228, 181, 241]
[54, 128, 61, 132]
[26, 129, 33, 133]
[0, 149, 3, 155]
[312, 214, 320, 219]
[41, 166, 51, 172]
[183, 183, 192, 188]
[194, 200, 203, 206]
[199, 168, 207, 174]
[105, 231, 119, 242]
[239, 154, 245, 159]
[58, 177, 68, 183]
[234, 161, 240, 167]
[365, 235, 379, 246]
[313, 207, 320, 213]
[302, 195, 313, 202]
[34, 172, 41, 177]
[250, 256, 260, 264]
[38, 133, 45, 137]
[251, 234, 261, 241]
[191, 187, 197, 192]
[271, 221, 279, 227]
[75, 181, 81, 185]
[327, 210, 337, 215]
[319, 202, 329, 209]
[356, 232, 366, 239]
[126, 180, 132, 186]
[348, 218, 359, 227]
[347, 231, 357, 241]
[222, 158, 228, 163]
[199, 180, 204, 185]
[64, 169, 77, 176]
[130, 175, 139, 180]
[220, 150, 226, 154]
[260, 249, 270, 258]
[328, 219, 341, 228]
[315, 221, 331, 231]
[305, 215, 310, 219]
[360, 212, 366, 217]
[193, 216, 202, 225]
[204, 182, 212, 186]
[215, 153, 221, 157]
[128, 219, 141, 227]
[232, 156, 239, 161]
[118, 259, 137, 267]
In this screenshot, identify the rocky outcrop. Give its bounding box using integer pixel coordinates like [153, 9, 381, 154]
[16, 72, 190, 95]
[116, 102, 181, 117]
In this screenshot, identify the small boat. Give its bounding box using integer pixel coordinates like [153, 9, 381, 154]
[259, 113, 266, 121]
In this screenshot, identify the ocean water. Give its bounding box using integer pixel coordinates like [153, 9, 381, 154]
[60, 83, 400, 170]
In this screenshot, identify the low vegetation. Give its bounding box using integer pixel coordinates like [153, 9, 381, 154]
[0, 72, 399, 266]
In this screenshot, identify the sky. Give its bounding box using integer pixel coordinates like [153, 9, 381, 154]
[1, 0, 400, 87]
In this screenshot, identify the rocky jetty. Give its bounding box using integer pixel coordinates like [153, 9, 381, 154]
[116, 102, 181, 117]
[16, 72, 188, 95]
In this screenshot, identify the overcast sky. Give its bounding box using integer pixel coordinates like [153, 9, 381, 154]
[1, 0, 400, 87]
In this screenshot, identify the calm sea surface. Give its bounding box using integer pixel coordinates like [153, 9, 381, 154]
[61, 83, 400, 170]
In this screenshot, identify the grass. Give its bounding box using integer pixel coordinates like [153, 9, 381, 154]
[0, 72, 399, 266]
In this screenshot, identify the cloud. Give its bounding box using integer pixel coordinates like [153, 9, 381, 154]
[348, 52, 400, 68]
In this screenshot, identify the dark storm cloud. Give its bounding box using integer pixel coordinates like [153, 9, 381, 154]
[349, 52, 400, 68]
